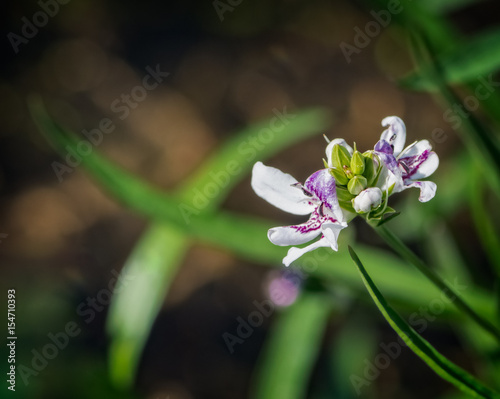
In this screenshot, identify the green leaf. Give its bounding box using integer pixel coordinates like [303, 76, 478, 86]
[406, 33, 500, 198]
[401, 28, 500, 91]
[331, 314, 378, 398]
[250, 292, 332, 399]
[106, 223, 189, 388]
[376, 211, 400, 226]
[468, 167, 500, 277]
[419, 0, 484, 14]
[348, 246, 500, 399]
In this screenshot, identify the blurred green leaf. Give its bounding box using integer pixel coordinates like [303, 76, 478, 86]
[251, 292, 332, 399]
[407, 33, 500, 198]
[366, 0, 500, 130]
[419, 0, 484, 14]
[331, 315, 377, 398]
[106, 223, 189, 388]
[401, 29, 500, 91]
[348, 246, 500, 399]
[468, 168, 500, 277]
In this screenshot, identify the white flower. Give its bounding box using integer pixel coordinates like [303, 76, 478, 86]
[353, 188, 382, 213]
[374, 116, 439, 202]
[251, 162, 347, 266]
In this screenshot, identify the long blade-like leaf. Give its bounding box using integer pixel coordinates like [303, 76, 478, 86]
[251, 292, 332, 399]
[348, 246, 500, 399]
[106, 223, 189, 388]
[401, 28, 500, 91]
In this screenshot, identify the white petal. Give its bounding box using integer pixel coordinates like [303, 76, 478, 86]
[326, 139, 353, 167]
[268, 222, 322, 246]
[321, 222, 347, 251]
[406, 181, 437, 202]
[251, 162, 316, 215]
[282, 237, 331, 267]
[352, 188, 382, 213]
[381, 116, 406, 156]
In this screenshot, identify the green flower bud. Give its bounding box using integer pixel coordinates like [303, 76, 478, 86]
[329, 167, 349, 186]
[347, 175, 367, 195]
[343, 165, 355, 179]
[350, 150, 365, 175]
[331, 144, 352, 170]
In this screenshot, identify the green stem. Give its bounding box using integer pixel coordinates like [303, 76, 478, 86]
[374, 225, 500, 344]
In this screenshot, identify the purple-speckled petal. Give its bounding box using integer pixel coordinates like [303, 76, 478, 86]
[304, 169, 343, 221]
[268, 207, 338, 246]
[405, 180, 437, 202]
[282, 236, 331, 266]
[398, 140, 439, 180]
[380, 116, 406, 156]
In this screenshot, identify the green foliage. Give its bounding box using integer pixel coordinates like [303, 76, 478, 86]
[348, 246, 500, 399]
[401, 29, 500, 91]
[251, 292, 332, 399]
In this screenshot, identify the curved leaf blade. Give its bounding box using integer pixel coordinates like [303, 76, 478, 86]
[106, 223, 189, 388]
[251, 292, 332, 399]
[401, 28, 500, 91]
[348, 246, 500, 399]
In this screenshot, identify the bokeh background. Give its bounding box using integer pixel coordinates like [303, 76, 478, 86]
[1, 0, 499, 398]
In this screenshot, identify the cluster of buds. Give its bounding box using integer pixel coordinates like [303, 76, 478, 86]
[325, 140, 389, 223]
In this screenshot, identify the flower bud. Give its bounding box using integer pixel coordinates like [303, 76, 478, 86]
[352, 187, 382, 213]
[347, 175, 367, 195]
[331, 144, 352, 170]
[329, 167, 349, 186]
[343, 165, 355, 179]
[350, 150, 365, 175]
